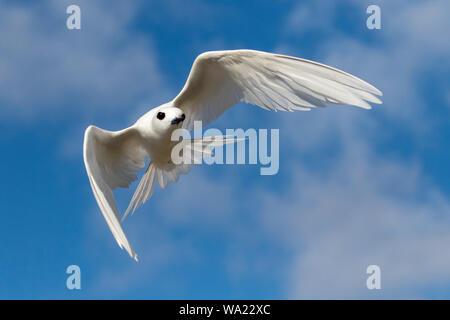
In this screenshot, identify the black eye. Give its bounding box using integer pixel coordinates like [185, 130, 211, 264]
[157, 112, 165, 120]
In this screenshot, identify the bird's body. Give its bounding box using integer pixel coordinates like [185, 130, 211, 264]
[133, 104, 184, 164]
[83, 50, 383, 260]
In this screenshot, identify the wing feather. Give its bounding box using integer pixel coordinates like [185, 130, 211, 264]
[83, 125, 147, 260]
[172, 50, 382, 130]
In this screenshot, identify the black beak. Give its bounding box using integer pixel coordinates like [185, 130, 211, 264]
[171, 113, 185, 125]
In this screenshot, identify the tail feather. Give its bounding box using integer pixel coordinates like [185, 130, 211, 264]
[121, 163, 157, 222]
[121, 135, 243, 222]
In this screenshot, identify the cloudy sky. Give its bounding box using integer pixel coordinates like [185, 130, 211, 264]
[0, 0, 449, 299]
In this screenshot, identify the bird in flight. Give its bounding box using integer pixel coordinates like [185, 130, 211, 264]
[83, 50, 383, 260]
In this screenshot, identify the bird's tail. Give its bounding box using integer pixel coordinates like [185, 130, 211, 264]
[121, 135, 243, 223]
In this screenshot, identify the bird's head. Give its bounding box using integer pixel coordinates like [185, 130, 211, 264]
[150, 106, 185, 136]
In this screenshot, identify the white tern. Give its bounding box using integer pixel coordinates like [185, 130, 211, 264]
[83, 50, 383, 260]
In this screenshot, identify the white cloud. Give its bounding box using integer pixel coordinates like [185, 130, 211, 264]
[259, 142, 450, 298]
[258, 0, 450, 298]
[285, 0, 339, 36]
[283, 0, 450, 132]
[0, 0, 169, 121]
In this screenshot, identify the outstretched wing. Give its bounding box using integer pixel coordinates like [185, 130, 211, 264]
[83, 125, 147, 261]
[172, 50, 382, 130]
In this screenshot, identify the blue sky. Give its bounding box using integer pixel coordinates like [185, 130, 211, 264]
[0, 0, 449, 299]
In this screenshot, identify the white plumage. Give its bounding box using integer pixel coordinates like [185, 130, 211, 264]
[83, 50, 383, 260]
